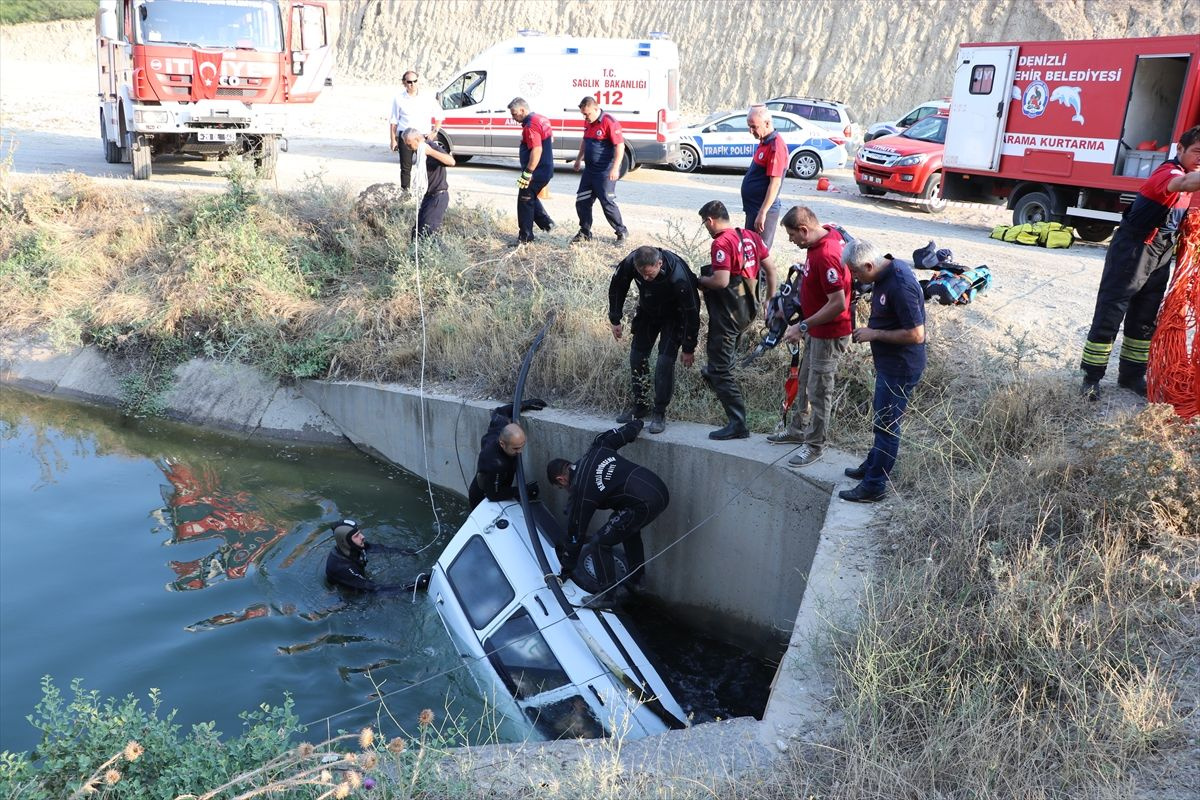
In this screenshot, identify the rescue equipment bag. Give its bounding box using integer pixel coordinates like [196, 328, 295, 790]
[989, 221, 1075, 248]
[922, 265, 993, 305]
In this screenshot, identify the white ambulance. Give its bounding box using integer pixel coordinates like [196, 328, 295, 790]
[436, 31, 682, 174]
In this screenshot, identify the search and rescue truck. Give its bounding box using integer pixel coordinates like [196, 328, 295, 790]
[436, 32, 682, 174]
[96, 0, 333, 180]
[942, 35, 1200, 241]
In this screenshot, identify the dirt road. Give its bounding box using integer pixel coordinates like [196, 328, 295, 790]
[1, 55, 1107, 369]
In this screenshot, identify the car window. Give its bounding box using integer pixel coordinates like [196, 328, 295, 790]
[707, 115, 749, 133]
[902, 115, 948, 144]
[811, 105, 840, 124]
[484, 608, 571, 699]
[441, 70, 486, 110]
[525, 695, 606, 739]
[446, 534, 514, 630]
[772, 114, 798, 132]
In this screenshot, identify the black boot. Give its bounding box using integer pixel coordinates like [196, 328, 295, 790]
[1117, 362, 1147, 398]
[709, 406, 749, 440]
[616, 404, 648, 424]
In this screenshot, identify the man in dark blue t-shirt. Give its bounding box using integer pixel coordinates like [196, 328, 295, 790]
[839, 239, 927, 503]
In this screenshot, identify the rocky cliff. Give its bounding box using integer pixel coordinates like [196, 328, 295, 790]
[333, 0, 1195, 121]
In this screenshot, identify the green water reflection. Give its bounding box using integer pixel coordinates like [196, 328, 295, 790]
[0, 388, 483, 754]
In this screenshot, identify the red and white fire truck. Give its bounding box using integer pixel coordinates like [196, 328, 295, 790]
[942, 35, 1200, 241]
[96, 0, 333, 180]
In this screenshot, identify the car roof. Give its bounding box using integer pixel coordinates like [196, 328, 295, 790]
[689, 108, 830, 134]
[765, 96, 850, 108]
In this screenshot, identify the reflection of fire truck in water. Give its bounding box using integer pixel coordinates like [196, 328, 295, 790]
[95, 0, 333, 180]
[159, 459, 287, 591]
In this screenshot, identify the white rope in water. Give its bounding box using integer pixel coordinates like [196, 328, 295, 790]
[408, 144, 442, 555]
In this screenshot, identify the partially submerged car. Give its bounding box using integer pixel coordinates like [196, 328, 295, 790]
[429, 492, 689, 741]
[671, 109, 846, 179]
[854, 112, 949, 213]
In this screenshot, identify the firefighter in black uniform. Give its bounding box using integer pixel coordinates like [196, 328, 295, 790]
[608, 245, 701, 434]
[324, 519, 413, 593]
[1080, 126, 1200, 398]
[469, 399, 547, 509]
[546, 420, 668, 596]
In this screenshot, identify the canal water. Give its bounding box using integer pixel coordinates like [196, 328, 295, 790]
[0, 388, 772, 754]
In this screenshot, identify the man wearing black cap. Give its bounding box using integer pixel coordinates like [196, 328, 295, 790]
[325, 519, 416, 593]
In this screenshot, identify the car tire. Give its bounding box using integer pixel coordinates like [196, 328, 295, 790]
[1072, 220, 1115, 242]
[618, 148, 634, 178]
[671, 144, 700, 173]
[920, 172, 946, 213]
[1012, 191, 1055, 226]
[789, 150, 821, 180]
[857, 182, 886, 197]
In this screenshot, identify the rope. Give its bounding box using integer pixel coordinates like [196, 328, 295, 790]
[1147, 212, 1200, 417]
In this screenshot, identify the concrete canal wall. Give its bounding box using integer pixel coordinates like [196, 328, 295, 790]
[300, 379, 831, 653]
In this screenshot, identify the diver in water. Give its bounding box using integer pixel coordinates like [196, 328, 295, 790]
[324, 519, 425, 594]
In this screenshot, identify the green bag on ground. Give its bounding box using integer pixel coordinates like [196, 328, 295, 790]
[1036, 221, 1074, 248]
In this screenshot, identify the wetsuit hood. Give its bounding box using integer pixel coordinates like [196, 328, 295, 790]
[333, 520, 364, 559]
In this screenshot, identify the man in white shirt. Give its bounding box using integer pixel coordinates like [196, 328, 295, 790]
[389, 70, 443, 194]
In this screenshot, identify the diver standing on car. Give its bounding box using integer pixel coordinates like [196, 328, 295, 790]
[545, 420, 668, 596]
[469, 398, 548, 509]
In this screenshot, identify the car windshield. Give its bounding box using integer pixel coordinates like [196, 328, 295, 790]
[902, 115, 948, 144]
[134, 0, 284, 51]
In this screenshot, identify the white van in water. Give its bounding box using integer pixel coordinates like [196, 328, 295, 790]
[436, 32, 683, 173]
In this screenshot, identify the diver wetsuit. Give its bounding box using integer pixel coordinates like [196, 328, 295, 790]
[469, 400, 545, 509]
[325, 525, 406, 593]
[561, 419, 668, 585]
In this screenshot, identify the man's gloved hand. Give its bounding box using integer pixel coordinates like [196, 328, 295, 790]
[629, 418, 645, 433]
[524, 481, 540, 501]
[520, 398, 548, 412]
[557, 543, 580, 576]
[517, 170, 532, 189]
[700, 263, 714, 278]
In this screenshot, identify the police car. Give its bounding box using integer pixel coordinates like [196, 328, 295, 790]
[671, 109, 847, 179]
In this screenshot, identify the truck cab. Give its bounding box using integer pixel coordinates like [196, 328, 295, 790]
[854, 112, 949, 213]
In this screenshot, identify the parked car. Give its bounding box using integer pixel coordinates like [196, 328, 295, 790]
[671, 109, 847, 179]
[864, 99, 950, 142]
[853, 112, 948, 213]
[762, 96, 863, 154]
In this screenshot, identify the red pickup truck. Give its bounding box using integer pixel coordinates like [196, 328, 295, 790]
[853, 113, 948, 213]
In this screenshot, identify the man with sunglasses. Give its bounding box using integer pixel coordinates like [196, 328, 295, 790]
[389, 70, 443, 195]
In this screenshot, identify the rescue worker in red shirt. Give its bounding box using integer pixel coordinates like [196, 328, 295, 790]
[742, 105, 788, 250]
[508, 97, 556, 244]
[571, 96, 629, 244]
[1080, 125, 1200, 399]
[767, 206, 853, 468]
[696, 200, 778, 440]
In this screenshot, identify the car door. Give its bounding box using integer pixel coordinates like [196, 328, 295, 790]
[697, 114, 753, 168]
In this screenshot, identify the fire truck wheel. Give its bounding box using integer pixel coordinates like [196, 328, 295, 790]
[1073, 220, 1116, 243]
[920, 172, 946, 213]
[1012, 191, 1054, 226]
[130, 133, 152, 181]
[100, 113, 121, 164]
[254, 135, 279, 180]
[789, 150, 821, 180]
